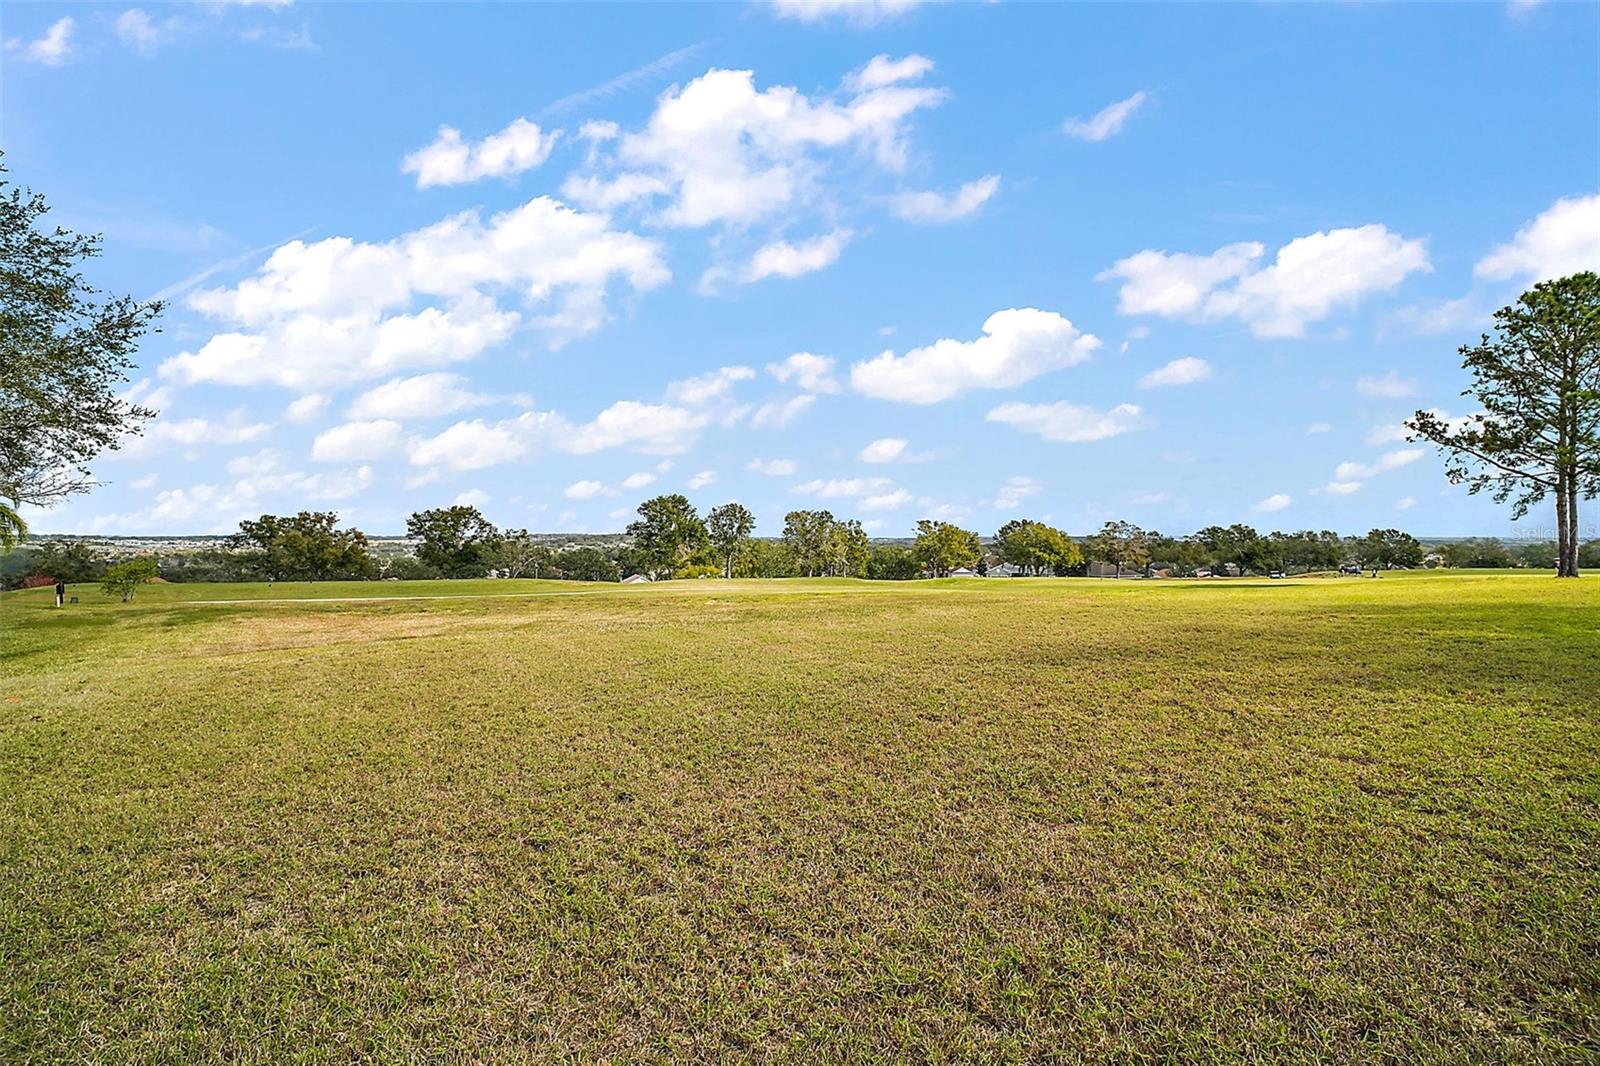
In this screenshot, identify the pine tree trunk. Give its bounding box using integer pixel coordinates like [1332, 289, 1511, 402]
[1565, 479, 1581, 577]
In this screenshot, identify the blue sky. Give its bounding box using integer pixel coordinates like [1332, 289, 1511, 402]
[5, 0, 1598, 538]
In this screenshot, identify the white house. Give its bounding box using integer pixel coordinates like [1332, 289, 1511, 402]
[620, 574, 652, 585]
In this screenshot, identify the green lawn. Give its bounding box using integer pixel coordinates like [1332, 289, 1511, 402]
[2, 572, 1596, 1061]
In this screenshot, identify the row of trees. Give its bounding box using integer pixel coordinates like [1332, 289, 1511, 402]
[26, 489, 1563, 589]
[1077, 522, 1430, 577]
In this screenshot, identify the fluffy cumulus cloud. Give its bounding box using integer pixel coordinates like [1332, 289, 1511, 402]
[686, 470, 715, 489]
[161, 197, 669, 390]
[284, 393, 329, 423]
[1063, 90, 1148, 142]
[563, 64, 945, 228]
[738, 229, 853, 284]
[113, 413, 272, 460]
[89, 463, 375, 533]
[1475, 194, 1600, 283]
[115, 9, 170, 54]
[794, 476, 893, 498]
[1333, 448, 1424, 481]
[749, 394, 816, 428]
[846, 53, 934, 92]
[1099, 225, 1430, 338]
[6, 16, 73, 65]
[405, 398, 708, 475]
[859, 437, 907, 463]
[311, 419, 405, 462]
[851, 308, 1100, 403]
[767, 352, 840, 393]
[1138, 356, 1212, 389]
[747, 458, 797, 476]
[891, 175, 1000, 224]
[564, 479, 612, 500]
[1254, 493, 1292, 513]
[768, 0, 924, 26]
[666, 365, 756, 405]
[403, 118, 561, 188]
[348, 372, 496, 420]
[986, 401, 1147, 443]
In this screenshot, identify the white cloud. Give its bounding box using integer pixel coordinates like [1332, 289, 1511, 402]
[1306, 421, 1333, 435]
[851, 307, 1100, 404]
[1100, 242, 1263, 318]
[767, 352, 840, 394]
[845, 53, 933, 92]
[794, 476, 892, 498]
[1354, 372, 1419, 399]
[747, 458, 798, 476]
[455, 489, 491, 508]
[986, 401, 1147, 444]
[349, 372, 494, 420]
[993, 475, 1040, 511]
[407, 416, 536, 471]
[115, 9, 169, 54]
[737, 229, 852, 284]
[1333, 448, 1423, 481]
[162, 197, 668, 389]
[1475, 194, 1600, 284]
[1138, 356, 1212, 389]
[1384, 296, 1485, 337]
[1063, 91, 1147, 142]
[768, 0, 923, 26]
[1254, 493, 1292, 513]
[859, 437, 907, 463]
[1099, 225, 1430, 338]
[114, 413, 272, 459]
[1396, 496, 1417, 510]
[686, 470, 715, 489]
[284, 393, 329, 423]
[1326, 480, 1362, 495]
[666, 365, 755, 405]
[560, 400, 707, 454]
[564, 479, 612, 500]
[403, 118, 560, 188]
[566, 65, 944, 228]
[311, 419, 405, 462]
[6, 17, 72, 65]
[750, 394, 816, 428]
[891, 175, 1000, 223]
[861, 488, 912, 511]
[619, 472, 655, 490]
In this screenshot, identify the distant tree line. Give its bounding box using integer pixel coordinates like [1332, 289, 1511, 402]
[12, 494, 1597, 589]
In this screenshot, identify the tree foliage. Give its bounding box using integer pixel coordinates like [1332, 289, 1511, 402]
[1409, 272, 1600, 577]
[995, 519, 1083, 575]
[406, 506, 500, 578]
[626, 495, 707, 579]
[913, 520, 981, 577]
[100, 557, 158, 602]
[230, 512, 373, 581]
[706, 502, 756, 578]
[0, 165, 163, 529]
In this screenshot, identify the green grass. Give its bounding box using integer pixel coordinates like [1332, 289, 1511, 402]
[2, 572, 1596, 1062]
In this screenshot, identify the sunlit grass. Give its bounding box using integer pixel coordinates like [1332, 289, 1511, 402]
[2, 572, 1595, 1060]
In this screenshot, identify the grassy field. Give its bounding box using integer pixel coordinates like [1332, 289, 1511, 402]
[2, 572, 1596, 1061]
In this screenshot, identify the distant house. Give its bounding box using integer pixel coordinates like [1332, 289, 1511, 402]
[948, 567, 978, 577]
[985, 562, 1023, 578]
[620, 574, 652, 584]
